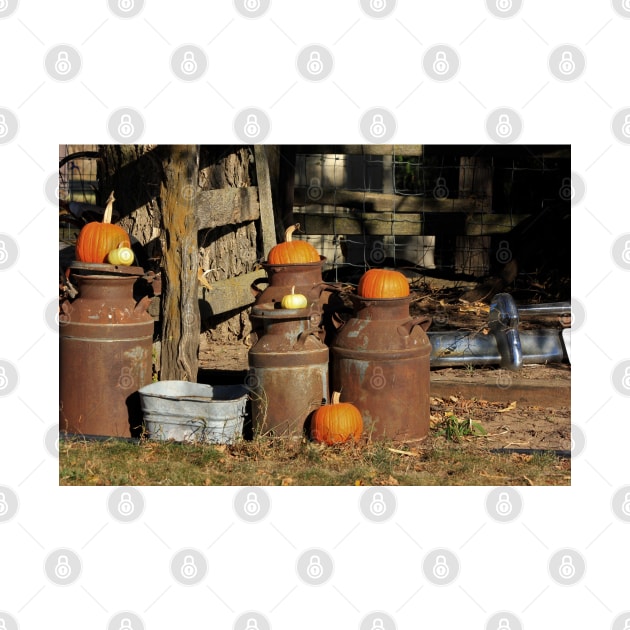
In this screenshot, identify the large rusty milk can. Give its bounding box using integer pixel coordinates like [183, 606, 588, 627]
[59, 268, 154, 437]
[248, 304, 329, 436]
[331, 296, 431, 441]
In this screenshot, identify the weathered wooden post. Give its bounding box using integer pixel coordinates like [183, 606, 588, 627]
[160, 145, 200, 381]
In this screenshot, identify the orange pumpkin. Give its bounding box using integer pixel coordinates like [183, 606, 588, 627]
[311, 392, 363, 445]
[358, 268, 409, 298]
[267, 224, 320, 265]
[75, 192, 131, 264]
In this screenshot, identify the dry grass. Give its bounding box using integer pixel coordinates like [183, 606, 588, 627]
[59, 432, 570, 486]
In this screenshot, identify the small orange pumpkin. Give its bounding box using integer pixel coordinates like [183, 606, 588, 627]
[311, 391, 363, 445]
[75, 191, 131, 264]
[267, 224, 320, 265]
[358, 268, 409, 299]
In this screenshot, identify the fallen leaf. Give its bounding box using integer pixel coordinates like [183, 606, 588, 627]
[496, 401, 517, 413]
[281, 477, 294, 486]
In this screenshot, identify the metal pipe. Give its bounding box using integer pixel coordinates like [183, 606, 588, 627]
[428, 330, 567, 368]
[517, 302, 571, 317]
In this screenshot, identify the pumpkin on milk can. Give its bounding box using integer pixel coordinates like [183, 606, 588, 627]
[75, 191, 131, 264]
[357, 268, 409, 299]
[267, 224, 320, 265]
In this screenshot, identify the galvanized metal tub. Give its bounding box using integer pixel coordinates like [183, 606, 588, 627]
[139, 381, 248, 444]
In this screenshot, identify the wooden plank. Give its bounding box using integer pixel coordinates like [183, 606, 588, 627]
[424, 144, 570, 160]
[294, 188, 485, 213]
[148, 270, 268, 319]
[430, 373, 570, 407]
[294, 211, 529, 237]
[254, 145, 277, 258]
[196, 187, 260, 230]
[294, 144, 423, 156]
[198, 269, 267, 315]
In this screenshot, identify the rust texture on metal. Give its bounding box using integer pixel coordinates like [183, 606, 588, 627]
[331, 295, 432, 441]
[248, 303, 329, 437]
[59, 272, 154, 438]
[256, 257, 332, 306]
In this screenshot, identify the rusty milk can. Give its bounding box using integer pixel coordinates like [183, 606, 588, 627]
[255, 258, 328, 306]
[254, 257, 344, 343]
[248, 303, 329, 437]
[59, 266, 154, 437]
[331, 295, 432, 441]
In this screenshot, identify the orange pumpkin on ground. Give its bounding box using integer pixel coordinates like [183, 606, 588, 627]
[267, 224, 320, 265]
[310, 392, 363, 445]
[75, 191, 131, 264]
[358, 268, 409, 299]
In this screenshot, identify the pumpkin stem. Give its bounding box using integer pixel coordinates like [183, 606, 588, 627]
[103, 191, 115, 225]
[291, 285, 295, 295]
[284, 223, 300, 242]
[331, 391, 341, 405]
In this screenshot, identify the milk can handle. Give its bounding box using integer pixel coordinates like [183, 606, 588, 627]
[397, 315, 432, 336]
[295, 328, 324, 348]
